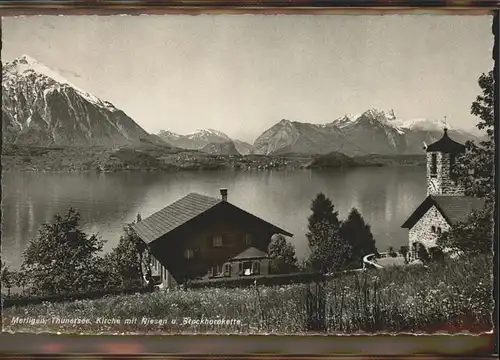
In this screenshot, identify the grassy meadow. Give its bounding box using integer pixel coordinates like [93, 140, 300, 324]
[3, 255, 492, 334]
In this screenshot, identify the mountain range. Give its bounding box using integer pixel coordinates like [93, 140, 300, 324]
[157, 129, 253, 155]
[251, 110, 477, 156]
[2, 55, 480, 156]
[2, 55, 164, 147]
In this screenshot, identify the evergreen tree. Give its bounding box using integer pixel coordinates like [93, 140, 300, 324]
[306, 193, 341, 248]
[339, 207, 376, 268]
[268, 233, 298, 274]
[20, 208, 108, 295]
[308, 220, 352, 273]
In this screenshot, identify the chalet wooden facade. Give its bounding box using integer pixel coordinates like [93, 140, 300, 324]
[131, 189, 293, 288]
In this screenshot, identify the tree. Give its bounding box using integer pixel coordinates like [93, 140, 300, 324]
[438, 70, 495, 256]
[20, 208, 108, 295]
[306, 193, 341, 248]
[268, 233, 298, 274]
[308, 220, 352, 273]
[104, 219, 147, 289]
[452, 70, 495, 202]
[1, 261, 14, 295]
[437, 204, 493, 257]
[339, 208, 376, 268]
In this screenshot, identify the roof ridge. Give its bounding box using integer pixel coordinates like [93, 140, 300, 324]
[186, 192, 220, 200]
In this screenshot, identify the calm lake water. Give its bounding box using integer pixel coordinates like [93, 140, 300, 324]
[2, 167, 426, 269]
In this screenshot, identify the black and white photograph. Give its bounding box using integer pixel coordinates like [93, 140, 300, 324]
[1, 13, 495, 335]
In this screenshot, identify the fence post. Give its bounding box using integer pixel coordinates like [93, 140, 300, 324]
[306, 278, 327, 332]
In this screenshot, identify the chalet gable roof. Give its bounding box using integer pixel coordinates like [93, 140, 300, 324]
[401, 195, 485, 229]
[132, 192, 293, 244]
[426, 128, 466, 154]
[231, 247, 268, 261]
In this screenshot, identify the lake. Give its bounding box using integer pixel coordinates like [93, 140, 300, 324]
[2, 166, 426, 269]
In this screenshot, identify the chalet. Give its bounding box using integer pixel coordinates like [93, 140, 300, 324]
[401, 128, 485, 260]
[131, 189, 293, 288]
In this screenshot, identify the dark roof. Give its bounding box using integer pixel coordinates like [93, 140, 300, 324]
[131, 193, 221, 244]
[231, 247, 268, 260]
[401, 195, 485, 229]
[132, 192, 293, 244]
[426, 128, 466, 153]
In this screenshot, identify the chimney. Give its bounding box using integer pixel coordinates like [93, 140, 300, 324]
[220, 188, 228, 201]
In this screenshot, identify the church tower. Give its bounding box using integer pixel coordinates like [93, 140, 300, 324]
[425, 128, 466, 196]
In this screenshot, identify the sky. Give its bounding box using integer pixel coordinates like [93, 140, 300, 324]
[2, 14, 494, 143]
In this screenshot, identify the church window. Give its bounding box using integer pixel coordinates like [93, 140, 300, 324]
[431, 226, 436, 233]
[430, 153, 437, 177]
[436, 227, 442, 235]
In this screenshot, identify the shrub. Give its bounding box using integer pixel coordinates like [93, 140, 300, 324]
[388, 246, 397, 257]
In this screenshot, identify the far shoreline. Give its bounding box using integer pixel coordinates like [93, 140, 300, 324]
[2, 144, 427, 173]
[1, 162, 426, 173]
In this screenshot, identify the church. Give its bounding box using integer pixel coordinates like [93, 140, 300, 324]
[401, 128, 485, 261]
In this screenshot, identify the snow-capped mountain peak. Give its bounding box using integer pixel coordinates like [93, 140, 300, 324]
[3, 55, 153, 146]
[10, 54, 72, 85]
[4, 55, 114, 111]
[186, 128, 231, 140]
[389, 117, 452, 132]
[331, 108, 397, 129]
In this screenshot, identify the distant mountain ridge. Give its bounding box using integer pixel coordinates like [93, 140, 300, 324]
[201, 141, 241, 156]
[157, 129, 255, 155]
[252, 109, 478, 156]
[2, 55, 162, 147]
[2, 56, 479, 158]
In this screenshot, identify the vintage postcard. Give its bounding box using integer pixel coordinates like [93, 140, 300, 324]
[1, 12, 495, 335]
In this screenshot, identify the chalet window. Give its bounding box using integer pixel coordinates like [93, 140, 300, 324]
[242, 261, 253, 276]
[245, 234, 252, 246]
[238, 262, 243, 275]
[431, 226, 436, 233]
[430, 153, 437, 177]
[224, 263, 231, 276]
[184, 248, 194, 259]
[213, 235, 223, 248]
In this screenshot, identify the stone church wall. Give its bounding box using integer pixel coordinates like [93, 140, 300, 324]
[409, 205, 450, 254]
